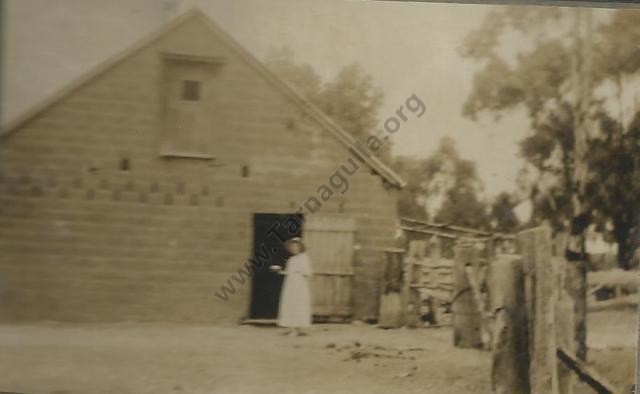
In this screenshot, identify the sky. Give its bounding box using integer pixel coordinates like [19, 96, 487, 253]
[1, 0, 624, 200]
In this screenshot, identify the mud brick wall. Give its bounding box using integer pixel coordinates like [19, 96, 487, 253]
[0, 14, 398, 322]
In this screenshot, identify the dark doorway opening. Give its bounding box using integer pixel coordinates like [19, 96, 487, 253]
[248, 213, 303, 319]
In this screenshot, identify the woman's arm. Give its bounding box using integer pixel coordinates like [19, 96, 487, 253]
[269, 265, 286, 275]
[302, 254, 312, 278]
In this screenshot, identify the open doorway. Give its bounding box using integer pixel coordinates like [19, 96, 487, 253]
[248, 213, 303, 320]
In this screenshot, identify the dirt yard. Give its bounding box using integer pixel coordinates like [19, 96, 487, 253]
[0, 308, 635, 394]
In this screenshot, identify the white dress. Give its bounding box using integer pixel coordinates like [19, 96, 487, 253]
[278, 253, 312, 328]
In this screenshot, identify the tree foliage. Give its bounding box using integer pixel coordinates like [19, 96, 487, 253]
[395, 138, 489, 229]
[586, 111, 640, 269]
[318, 64, 384, 142]
[491, 192, 520, 233]
[462, 8, 640, 267]
[264, 46, 323, 103]
[264, 46, 384, 144]
[427, 138, 488, 229]
[394, 156, 429, 220]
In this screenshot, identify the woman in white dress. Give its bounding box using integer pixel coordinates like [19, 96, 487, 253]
[270, 237, 312, 336]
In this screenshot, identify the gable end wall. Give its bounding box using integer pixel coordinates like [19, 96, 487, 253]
[0, 16, 398, 322]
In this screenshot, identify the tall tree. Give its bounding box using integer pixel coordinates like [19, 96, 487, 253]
[265, 47, 385, 145]
[316, 64, 384, 143]
[264, 46, 323, 103]
[394, 156, 429, 220]
[490, 192, 520, 233]
[586, 110, 640, 269]
[461, 8, 640, 268]
[435, 184, 489, 230]
[396, 138, 488, 228]
[432, 138, 487, 227]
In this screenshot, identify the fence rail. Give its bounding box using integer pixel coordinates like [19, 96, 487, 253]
[380, 220, 621, 393]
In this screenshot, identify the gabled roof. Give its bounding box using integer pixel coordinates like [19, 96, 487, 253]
[2, 8, 405, 189]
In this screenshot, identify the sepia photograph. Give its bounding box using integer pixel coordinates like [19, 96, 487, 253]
[0, 0, 638, 393]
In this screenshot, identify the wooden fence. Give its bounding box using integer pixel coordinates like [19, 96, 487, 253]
[379, 218, 513, 329]
[492, 226, 619, 394]
[379, 221, 621, 393]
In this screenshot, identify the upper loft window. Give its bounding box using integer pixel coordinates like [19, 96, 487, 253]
[159, 53, 224, 159]
[182, 80, 201, 101]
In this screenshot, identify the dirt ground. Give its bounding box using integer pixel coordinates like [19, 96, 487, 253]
[0, 308, 635, 394]
[576, 307, 637, 393]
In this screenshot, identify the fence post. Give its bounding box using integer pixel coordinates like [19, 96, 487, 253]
[518, 226, 559, 394]
[490, 253, 530, 394]
[404, 240, 425, 327]
[555, 256, 576, 394]
[466, 257, 492, 350]
[453, 242, 483, 348]
[551, 232, 576, 394]
[378, 249, 405, 328]
[428, 236, 443, 325]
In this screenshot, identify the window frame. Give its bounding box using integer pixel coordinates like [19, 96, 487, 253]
[158, 53, 224, 160]
[181, 80, 202, 102]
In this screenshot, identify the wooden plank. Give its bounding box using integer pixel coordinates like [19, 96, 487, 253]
[465, 265, 491, 349]
[329, 276, 337, 315]
[304, 216, 356, 232]
[452, 244, 483, 348]
[490, 254, 530, 394]
[424, 236, 442, 325]
[341, 276, 353, 313]
[553, 233, 568, 257]
[414, 262, 452, 269]
[555, 256, 576, 394]
[241, 318, 277, 326]
[327, 231, 337, 273]
[310, 276, 324, 314]
[313, 305, 352, 316]
[588, 294, 637, 312]
[400, 217, 494, 237]
[400, 226, 458, 239]
[447, 224, 492, 237]
[401, 253, 415, 326]
[312, 272, 354, 276]
[556, 347, 618, 394]
[304, 216, 355, 319]
[378, 250, 405, 328]
[518, 226, 559, 394]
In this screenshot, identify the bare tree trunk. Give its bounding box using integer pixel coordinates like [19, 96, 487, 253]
[568, 7, 593, 362]
[614, 220, 631, 270]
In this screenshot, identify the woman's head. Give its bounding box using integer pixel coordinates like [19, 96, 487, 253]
[286, 237, 305, 255]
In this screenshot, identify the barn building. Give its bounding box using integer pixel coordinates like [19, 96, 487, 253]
[0, 10, 404, 323]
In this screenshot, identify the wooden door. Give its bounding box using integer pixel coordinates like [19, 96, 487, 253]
[304, 216, 356, 318]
